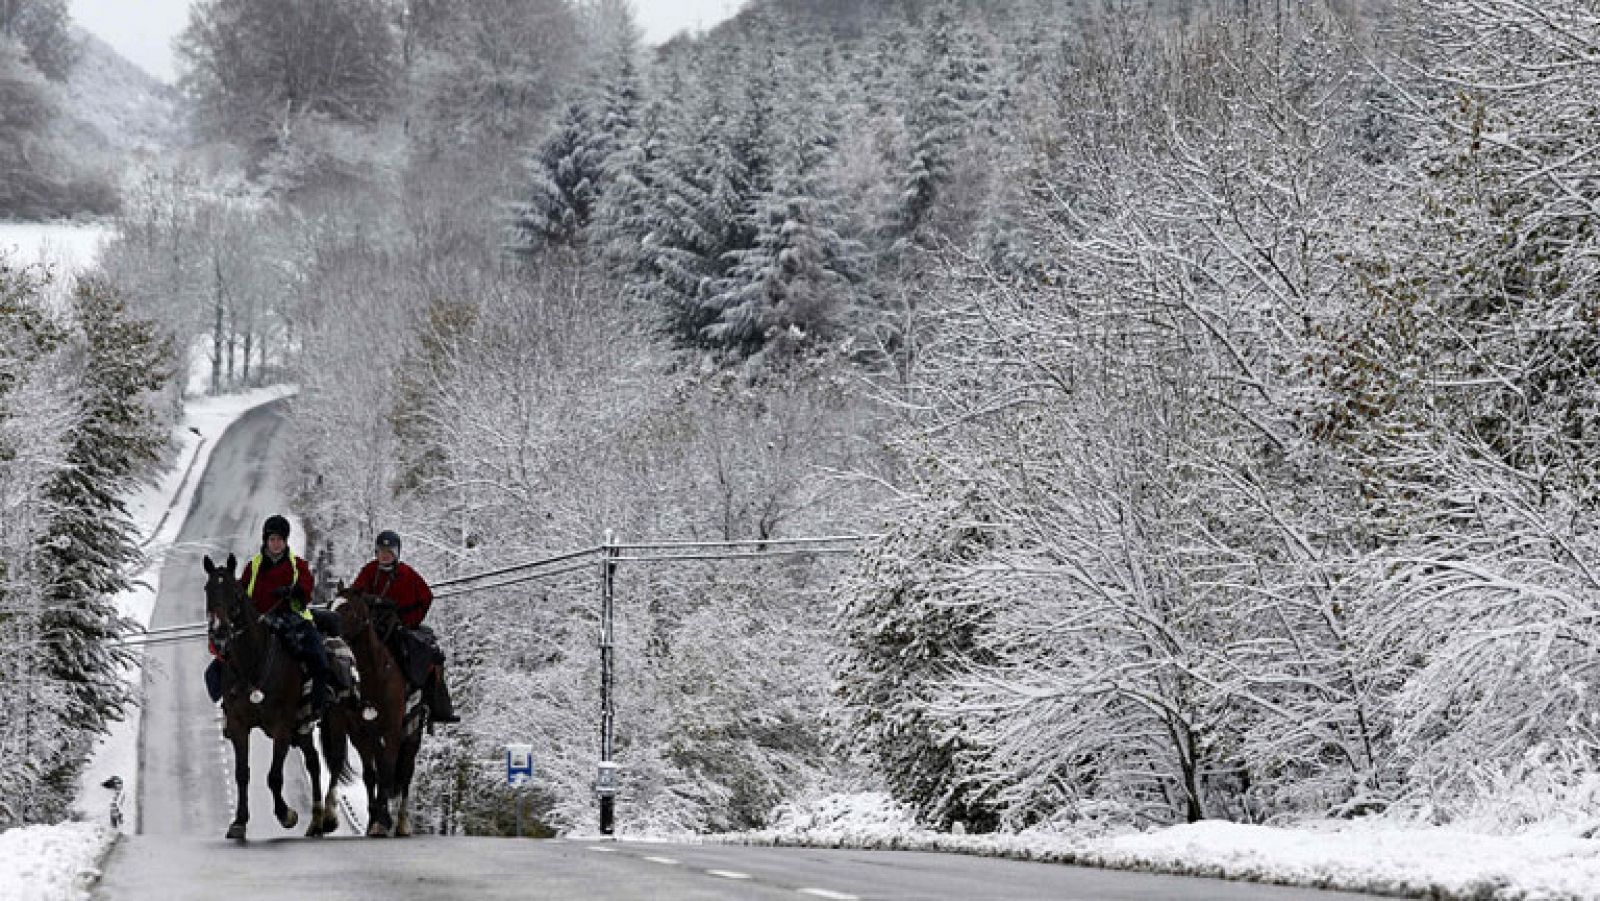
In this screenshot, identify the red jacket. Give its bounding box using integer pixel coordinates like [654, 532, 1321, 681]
[352, 560, 433, 629]
[241, 549, 315, 616]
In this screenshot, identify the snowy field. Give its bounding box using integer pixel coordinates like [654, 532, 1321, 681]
[0, 221, 111, 273]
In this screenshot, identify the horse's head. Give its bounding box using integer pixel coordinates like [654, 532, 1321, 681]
[203, 553, 246, 655]
[332, 581, 382, 642]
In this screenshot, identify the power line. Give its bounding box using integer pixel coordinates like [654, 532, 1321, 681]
[612, 534, 878, 551]
[613, 547, 863, 563]
[432, 560, 597, 599]
[431, 545, 604, 590]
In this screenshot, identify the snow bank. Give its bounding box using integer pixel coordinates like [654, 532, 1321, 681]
[712, 793, 1600, 900]
[0, 823, 112, 901]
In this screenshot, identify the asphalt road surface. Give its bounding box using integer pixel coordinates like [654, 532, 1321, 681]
[98, 400, 1378, 901]
[97, 836, 1383, 901]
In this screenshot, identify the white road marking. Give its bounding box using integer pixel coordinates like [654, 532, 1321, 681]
[798, 890, 859, 901]
[644, 855, 680, 865]
[707, 870, 751, 879]
[586, 846, 615, 853]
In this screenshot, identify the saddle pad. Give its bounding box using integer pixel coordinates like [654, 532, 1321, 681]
[296, 678, 317, 735]
[325, 636, 358, 692]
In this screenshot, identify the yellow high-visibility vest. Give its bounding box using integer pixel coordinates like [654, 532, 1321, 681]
[246, 550, 312, 621]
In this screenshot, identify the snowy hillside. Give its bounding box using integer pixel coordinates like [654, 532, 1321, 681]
[53, 30, 182, 161]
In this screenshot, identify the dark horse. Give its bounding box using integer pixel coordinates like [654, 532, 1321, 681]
[203, 553, 330, 840]
[322, 584, 428, 837]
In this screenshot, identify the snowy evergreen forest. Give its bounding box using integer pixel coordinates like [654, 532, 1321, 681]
[6, 0, 1600, 841]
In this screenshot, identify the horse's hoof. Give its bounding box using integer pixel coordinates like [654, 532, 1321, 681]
[366, 821, 389, 838]
[278, 808, 299, 829]
[226, 822, 247, 841]
[321, 812, 340, 834]
[395, 814, 411, 838]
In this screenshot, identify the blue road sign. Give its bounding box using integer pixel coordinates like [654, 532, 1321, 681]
[507, 744, 533, 788]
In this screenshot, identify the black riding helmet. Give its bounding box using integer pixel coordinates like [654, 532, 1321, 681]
[375, 530, 402, 559]
[263, 515, 291, 541]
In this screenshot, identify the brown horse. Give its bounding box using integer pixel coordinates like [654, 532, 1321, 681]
[203, 553, 330, 840]
[324, 584, 428, 836]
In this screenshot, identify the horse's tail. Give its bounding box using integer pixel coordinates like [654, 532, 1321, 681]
[320, 721, 357, 786]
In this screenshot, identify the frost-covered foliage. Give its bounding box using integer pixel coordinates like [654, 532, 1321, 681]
[0, 263, 171, 827]
[832, 0, 1600, 834]
[177, 0, 398, 143]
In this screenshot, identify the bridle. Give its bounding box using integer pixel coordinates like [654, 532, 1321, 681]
[334, 591, 400, 681]
[207, 570, 280, 698]
[206, 572, 250, 658]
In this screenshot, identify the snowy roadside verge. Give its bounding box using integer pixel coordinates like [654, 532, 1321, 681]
[0, 386, 296, 901]
[0, 823, 113, 901]
[698, 793, 1600, 900]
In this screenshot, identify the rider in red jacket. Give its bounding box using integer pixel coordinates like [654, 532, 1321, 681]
[242, 516, 315, 615]
[350, 530, 459, 724]
[351, 540, 432, 628]
[238, 515, 331, 713]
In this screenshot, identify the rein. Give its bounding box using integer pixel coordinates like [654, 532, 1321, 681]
[212, 580, 284, 700]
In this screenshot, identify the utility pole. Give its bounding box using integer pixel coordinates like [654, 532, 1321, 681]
[597, 529, 618, 835]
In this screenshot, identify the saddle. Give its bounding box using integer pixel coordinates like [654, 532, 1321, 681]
[203, 627, 355, 705]
[388, 626, 445, 689]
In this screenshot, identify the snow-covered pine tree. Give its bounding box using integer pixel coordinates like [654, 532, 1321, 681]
[595, 94, 665, 278]
[882, 4, 989, 250]
[0, 261, 74, 825]
[509, 100, 609, 254]
[832, 486, 1006, 832]
[703, 55, 863, 354]
[32, 277, 171, 808]
[628, 45, 767, 348]
[650, 43, 789, 351]
[510, 0, 643, 260]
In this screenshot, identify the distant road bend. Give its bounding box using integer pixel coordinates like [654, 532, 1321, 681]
[94, 401, 1379, 901]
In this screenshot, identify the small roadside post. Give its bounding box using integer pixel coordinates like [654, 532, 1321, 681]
[506, 743, 533, 837]
[594, 760, 618, 835]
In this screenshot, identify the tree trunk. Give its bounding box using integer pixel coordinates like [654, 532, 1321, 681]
[212, 258, 224, 395]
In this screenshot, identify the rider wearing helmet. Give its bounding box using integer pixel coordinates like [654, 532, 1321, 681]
[241, 515, 332, 715]
[350, 530, 459, 724]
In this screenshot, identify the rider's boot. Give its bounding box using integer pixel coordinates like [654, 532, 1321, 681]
[427, 669, 460, 724]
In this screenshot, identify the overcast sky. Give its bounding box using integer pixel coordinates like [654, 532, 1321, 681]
[69, 0, 744, 84]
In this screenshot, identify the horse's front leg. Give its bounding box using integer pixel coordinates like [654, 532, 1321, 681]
[393, 736, 420, 838]
[224, 721, 250, 840]
[318, 721, 346, 835]
[366, 736, 398, 837]
[267, 728, 299, 830]
[298, 731, 324, 837]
